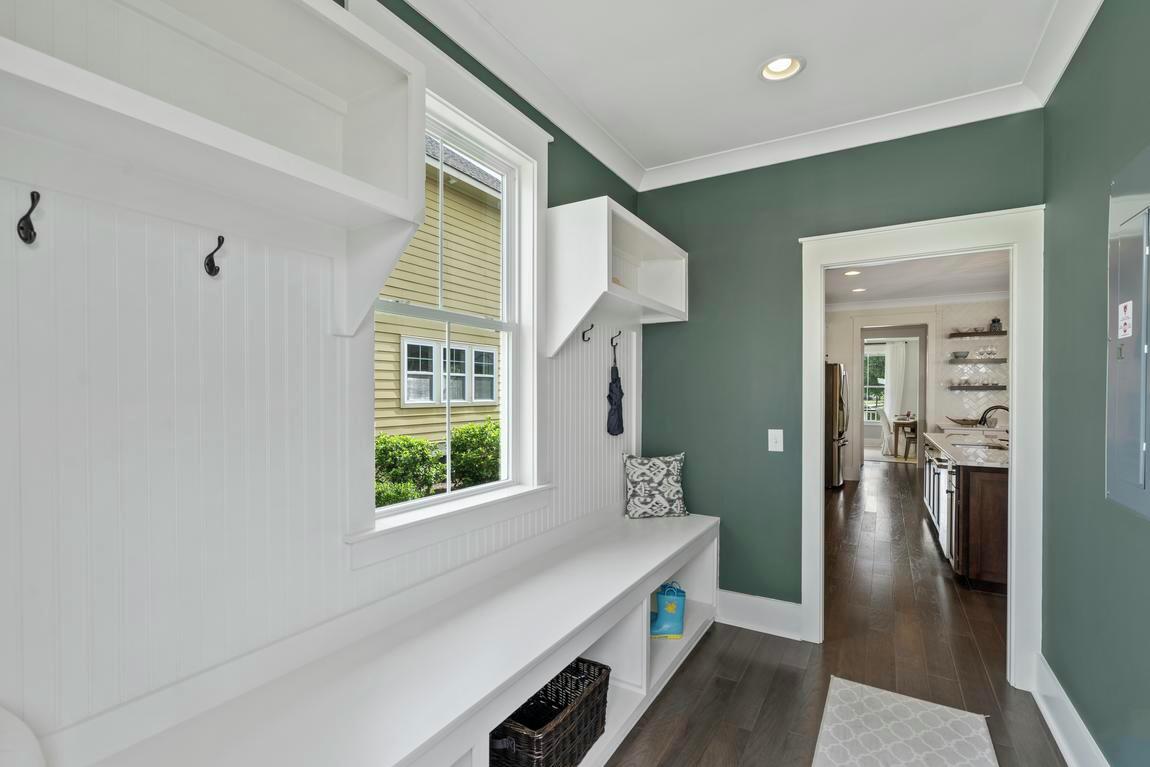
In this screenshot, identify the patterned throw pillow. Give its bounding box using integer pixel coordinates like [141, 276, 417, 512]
[623, 453, 688, 518]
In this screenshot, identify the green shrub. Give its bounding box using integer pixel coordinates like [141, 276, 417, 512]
[450, 419, 501, 489]
[375, 480, 423, 507]
[374, 433, 444, 494]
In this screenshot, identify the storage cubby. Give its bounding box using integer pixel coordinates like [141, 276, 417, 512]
[647, 539, 717, 692]
[546, 196, 688, 356]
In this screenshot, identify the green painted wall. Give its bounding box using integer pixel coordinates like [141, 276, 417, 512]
[1043, 0, 1150, 762]
[637, 113, 1045, 602]
[372, 0, 638, 212]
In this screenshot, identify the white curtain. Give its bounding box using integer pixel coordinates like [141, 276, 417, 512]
[881, 342, 907, 455]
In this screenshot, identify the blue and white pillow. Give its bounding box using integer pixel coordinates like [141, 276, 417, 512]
[623, 453, 687, 518]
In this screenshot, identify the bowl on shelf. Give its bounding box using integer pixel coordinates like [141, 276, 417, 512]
[951, 351, 970, 360]
[947, 417, 982, 427]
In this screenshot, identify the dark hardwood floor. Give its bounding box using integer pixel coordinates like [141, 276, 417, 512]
[607, 460, 1065, 766]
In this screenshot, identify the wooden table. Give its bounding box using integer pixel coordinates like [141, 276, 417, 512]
[893, 418, 917, 457]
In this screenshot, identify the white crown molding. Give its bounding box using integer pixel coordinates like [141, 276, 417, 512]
[1021, 0, 1105, 104]
[400, 0, 1100, 194]
[639, 84, 1043, 191]
[826, 291, 1010, 313]
[402, 0, 647, 190]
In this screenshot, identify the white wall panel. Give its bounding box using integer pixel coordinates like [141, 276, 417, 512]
[0, 176, 639, 741]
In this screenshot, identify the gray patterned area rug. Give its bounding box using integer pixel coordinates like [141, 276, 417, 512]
[813, 677, 998, 766]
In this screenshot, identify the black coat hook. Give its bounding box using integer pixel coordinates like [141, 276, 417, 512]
[582, 323, 594, 342]
[610, 331, 622, 366]
[17, 191, 40, 245]
[204, 235, 224, 277]
[610, 331, 622, 348]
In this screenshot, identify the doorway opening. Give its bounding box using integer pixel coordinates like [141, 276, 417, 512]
[801, 206, 1044, 695]
[860, 325, 928, 466]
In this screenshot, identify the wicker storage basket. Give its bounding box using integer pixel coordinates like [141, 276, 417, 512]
[489, 658, 611, 767]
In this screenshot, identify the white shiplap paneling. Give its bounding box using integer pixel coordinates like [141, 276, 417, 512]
[0, 175, 640, 743]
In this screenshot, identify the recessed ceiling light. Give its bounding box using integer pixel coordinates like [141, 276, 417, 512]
[761, 55, 805, 81]
[844, 270, 861, 276]
[852, 288, 867, 293]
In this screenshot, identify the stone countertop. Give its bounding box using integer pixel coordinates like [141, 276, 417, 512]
[924, 432, 1010, 469]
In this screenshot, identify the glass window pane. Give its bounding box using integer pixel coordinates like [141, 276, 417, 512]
[406, 343, 433, 373]
[374, 312, 447, 509]
[379, 136, 443, 309]
[441, 142, 504, 320]
[445, 323, 505, 490]
[474, 349, 495, 376]
[474, 376, 495, 401]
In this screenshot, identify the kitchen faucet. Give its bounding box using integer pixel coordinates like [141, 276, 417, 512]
[978, 405, 1009, 426]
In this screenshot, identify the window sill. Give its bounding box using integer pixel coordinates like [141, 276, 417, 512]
[345, 483, 554, 570]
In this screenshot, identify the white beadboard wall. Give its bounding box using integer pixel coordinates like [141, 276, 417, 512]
[0, 176, 640, 739]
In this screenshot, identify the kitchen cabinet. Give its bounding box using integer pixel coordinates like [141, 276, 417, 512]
[922, 434, 1009, 588]
[955, 467, 1009, 585]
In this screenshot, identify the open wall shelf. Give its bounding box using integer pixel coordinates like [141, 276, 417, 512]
[947, 330, 1007, 339]
[0, 0, 426, 335]
[948, 358, 1008, 365]
[948, 385, 1008, 391]
[546, 196, 688, 356]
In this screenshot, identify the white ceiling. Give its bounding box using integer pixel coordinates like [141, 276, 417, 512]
[403, 0, 1102, 190]
[825, 250, 1009, 308]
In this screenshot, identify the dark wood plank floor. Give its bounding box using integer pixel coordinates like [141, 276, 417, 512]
[607, 460, 1065, 766]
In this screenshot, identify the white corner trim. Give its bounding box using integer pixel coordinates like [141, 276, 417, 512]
[1034, 655, 1110, 767]
[401, 0, 646, 190]
[1022, 0, 1105, 105]
[826, 290, 1010, 313]
[716, 590, 805, 641]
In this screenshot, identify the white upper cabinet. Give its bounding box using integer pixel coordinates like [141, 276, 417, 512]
[546, 196, 687, 356]
[0, 0, 426, 335]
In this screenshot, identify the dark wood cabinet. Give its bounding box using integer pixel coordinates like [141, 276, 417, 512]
[953, 466, 1008, 587]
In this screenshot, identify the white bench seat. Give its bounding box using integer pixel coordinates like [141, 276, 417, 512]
[95, 514, 719, 767]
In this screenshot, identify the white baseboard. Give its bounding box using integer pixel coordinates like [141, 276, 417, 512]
[716, 589, 804, 640]
[1034, 654, 1109, 767]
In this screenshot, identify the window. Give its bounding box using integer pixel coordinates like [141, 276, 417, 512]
[373, 124, 514, 513]
[403, 340, 435, 403]
[863, 345, 887, 423]
[473, 348, 496, 402]
[398, 337, 499, 407]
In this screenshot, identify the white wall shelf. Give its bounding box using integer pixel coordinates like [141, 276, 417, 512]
[546, 196, 687, 356]
[0, 0, 426, 335]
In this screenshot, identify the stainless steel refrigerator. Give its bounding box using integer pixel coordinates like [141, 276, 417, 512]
[825, 363, 849, 488]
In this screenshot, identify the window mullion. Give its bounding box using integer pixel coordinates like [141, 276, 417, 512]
[445, 323, 453, 493]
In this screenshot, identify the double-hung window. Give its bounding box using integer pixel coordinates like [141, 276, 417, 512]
[373, 121, 516, 512]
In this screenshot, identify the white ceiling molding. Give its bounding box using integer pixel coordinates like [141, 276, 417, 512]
[402, 0, 646, 190]
[826, 291, 1011, 313]
[1020, 0, 1105, 104]
[639, 85, 1042, 192]
[404, 0, 1101, 194]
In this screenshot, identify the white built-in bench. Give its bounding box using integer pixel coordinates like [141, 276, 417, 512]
[93, 515, 719, 767]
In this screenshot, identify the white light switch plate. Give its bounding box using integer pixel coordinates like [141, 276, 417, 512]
[768, 429, 784, 452]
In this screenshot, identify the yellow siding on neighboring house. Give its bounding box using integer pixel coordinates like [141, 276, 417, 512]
[375, 162, 503, 443]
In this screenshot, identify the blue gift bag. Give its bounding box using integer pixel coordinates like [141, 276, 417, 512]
[650, 581, 686, 639]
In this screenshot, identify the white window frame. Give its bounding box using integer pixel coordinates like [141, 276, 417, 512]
[471, 345, 497, 403]
[360, 97, 540, 528]
[401, 337, 437, 405]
